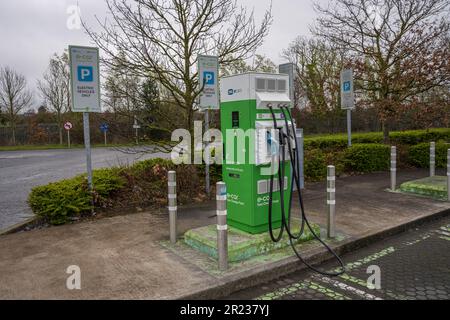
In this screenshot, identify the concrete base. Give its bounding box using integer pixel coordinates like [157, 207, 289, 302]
[400, 176, 448, 200]
[184, 219, 321, 263]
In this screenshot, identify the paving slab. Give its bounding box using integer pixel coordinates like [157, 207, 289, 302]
[0, 169, 449, 300]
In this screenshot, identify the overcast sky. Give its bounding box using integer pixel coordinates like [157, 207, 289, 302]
[0, 0, 327, 108]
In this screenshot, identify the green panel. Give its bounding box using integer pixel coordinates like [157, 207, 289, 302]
[221, 99, 292, 234]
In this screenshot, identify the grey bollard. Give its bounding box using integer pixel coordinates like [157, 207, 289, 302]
[216, 182, 228, 271]
[296, 128, 305, 190]
[430, 142, 436, 177]
[168, 171, 177, 244]
[447, 149, 450, 201]
[391, 146, 397, 191]
[327, 166, 336, 239]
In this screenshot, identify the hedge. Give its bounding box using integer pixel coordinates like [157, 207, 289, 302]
[28, 168, 126, 225]
[304, 144, 390, 180]
[304, 128, 450, 151]
[28, 159, 209, 225]
[304, 149, 328, 181]
[408, 142, 450, 168]
[344, 144, 390, 173]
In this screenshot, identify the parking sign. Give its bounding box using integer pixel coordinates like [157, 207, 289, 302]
[198, 55, 219, 110]
[340, 69, 355, 110]
[69, 46, 101, 113]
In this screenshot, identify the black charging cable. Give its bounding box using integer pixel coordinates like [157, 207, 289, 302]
[266, 105, 346, 277]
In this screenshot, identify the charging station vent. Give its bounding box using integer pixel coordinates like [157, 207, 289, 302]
[267, 79, 276, 91]
[256, 78, 266, 91]
[277, 79, 287, 92]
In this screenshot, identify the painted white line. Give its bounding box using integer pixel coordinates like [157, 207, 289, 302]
[314, 275, 383, 300]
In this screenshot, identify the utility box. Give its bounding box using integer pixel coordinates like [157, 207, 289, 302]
[220, 72, 295, 234]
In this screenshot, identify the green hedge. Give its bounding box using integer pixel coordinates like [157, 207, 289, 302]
[408, 142, 450, 168]
[304, 149, 328, 181]
[344, 144, 390, 173]
[305, 132, 383, 150]
[390, 129, 450, 145]
[28, 159, 206, 225]
[304, 128, 450, 151]
[29, 169, 126, 225]
[304, 143, 390, 180]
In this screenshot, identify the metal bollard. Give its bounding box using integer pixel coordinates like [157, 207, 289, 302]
[216, 182, 228, 271]
[168, 171, 177, 244]
[296, 128, 305, 190]
[391, 146, 397, 191]
[447, 149, 450, 201]
[430, 142, 436, 177]
[327, 166, 336, 239]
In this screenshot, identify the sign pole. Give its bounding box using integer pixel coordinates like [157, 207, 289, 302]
[67, 130, 71, 149]
[347, 109, 352, 147]
[205, 109, 210, 197]
[83, 112, 93, 191]
[104, 131, 107, 146]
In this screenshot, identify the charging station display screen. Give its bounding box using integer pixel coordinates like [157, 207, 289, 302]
[232, 112, 239, 128]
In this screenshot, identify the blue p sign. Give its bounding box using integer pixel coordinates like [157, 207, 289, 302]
[78, 66, 93, 82]
[343, 81, 351, 92]
[203, 71, 215, 85]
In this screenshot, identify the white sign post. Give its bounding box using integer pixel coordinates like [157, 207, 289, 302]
[341, 69, 355, 147]
[69, 46, 101, 192]
[198, 55, 219, 197]
[64, 122, 73, 148]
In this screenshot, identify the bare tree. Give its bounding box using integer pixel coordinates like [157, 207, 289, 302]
[220, 54, 276, 76]
[314, 0, 450, 142]
[283, 37, 345, 116]
[0, 67, 32, 145]
[84, 0, 272, 138]
[37, 52, 70, 145]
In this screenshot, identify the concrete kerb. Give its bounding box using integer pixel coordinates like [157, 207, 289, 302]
[177, 207, 450, 300]
[0, 217, 39, 236]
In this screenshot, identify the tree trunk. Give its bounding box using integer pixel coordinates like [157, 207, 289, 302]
[11, 124, 16, 146]
[382, 120, 389, 144]
[59, 126, 63, 145]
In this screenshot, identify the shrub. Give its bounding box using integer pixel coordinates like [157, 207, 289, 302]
[390, 129, 450, 145]
[408, 142, 450, 168]
[344, 144, 390, 173]
[304, 128, 450, 151]
[28, 169, 126, 225]
[29, 158, 208, 225]
[305, 132, 384, 151]
[305, 149, 327, 181]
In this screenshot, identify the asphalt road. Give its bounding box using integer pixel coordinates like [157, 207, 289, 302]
[0, 147, 169, 231]
[228, 215, 450, 300]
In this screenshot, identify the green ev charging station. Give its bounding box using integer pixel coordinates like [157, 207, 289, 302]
[220, 73, 295, 234]
[186, 71, 345, 276]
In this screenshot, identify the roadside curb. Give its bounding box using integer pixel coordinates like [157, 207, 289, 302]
[177, 207, 450, 300]
[0, 217, 39, 236]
